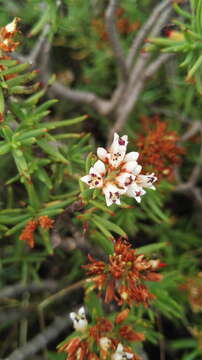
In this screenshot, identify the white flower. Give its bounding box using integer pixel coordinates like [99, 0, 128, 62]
[126, 183, 146, 203]
[99, 337, 111, 351]
[80, 160, 106, 189]
[5, 18, 18, 33]
[136, 173, 157, 190]
[122, 160, 141, 174]
[111, 343, 133, 360]
[97, 147, 108, 162]
[123, 151, 139, 163]
[108, 133, 128, 168]
[149, 259, 160, 269]
[69, 306, 88, 333]
[116, 172, 135, 188]
[3, 39, 9, 46]
[103, 183, 125, 207]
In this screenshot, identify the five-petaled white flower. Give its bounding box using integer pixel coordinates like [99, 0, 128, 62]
[103, 183, 125, 207]
[111, 343, 133, 360]
[81, 160, 105, 189]
[81, 133, 157, 206]
[69, 306, 88, 333]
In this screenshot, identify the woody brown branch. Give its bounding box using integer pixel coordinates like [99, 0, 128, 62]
[105, 0, 128, 80]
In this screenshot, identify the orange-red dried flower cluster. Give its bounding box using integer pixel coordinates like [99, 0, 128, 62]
[58, 310, 143, 360]
[135, 115, 185, 180]
[180, 272, 202, 312]
[19, 216, 54, 248]
[0, 18, 19, 53]
[83, 238, 163, 307]
[0, 18, 20, 121]
[92, 7, 140, 44]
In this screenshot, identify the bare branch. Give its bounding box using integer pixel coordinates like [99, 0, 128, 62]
[13, 25, 50, 67]
[108, 52, 172, 142]
[191, 187, 202, 207]
[105, 0, 128, 79]
[145, 53, 173, 78]
[0, 281, 57, 299]
[107, 1, 173, 142]
[108, 4, 174, 142]
[6, 314, 71, 360]
[109, 79, 144, 141]
[174, 125, 202, 207]
[50, 81, 111, 116]
[39, 279, 85, 310]
[150, 4, 172, 38]
[188, 134, 202, 186]
[127, 0, 171, 68]
[129, 7, 172, 89]
[28, 25, 50, 65]
[181, 121, 201, 142]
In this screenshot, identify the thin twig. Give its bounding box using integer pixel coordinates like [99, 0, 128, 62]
[37, 308, 49, 360]
[50, 81, 111, 116]
[174, 125, 202, 207]
[105, 0, 128, 80]
[110, 79, 144, 138]
[38, 279, 86, 310]
[156, 314, 166, 360]
[13, 25, 50, 67]
[181, 121, 201, 142]
[19, 293, 29, 347]
[145, 53, 173, 78]
[107, 3, 173, 142]
[127, 0, 171, 68]
[129, 6, 172, 89]
[39, 31, 52, 84]
[108, 52, 172, 142]
[28, 25, 50, 65]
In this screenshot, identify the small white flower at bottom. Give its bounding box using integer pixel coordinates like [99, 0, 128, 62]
[103, 183, 126, 207]
[99, 337, 111, 351]
[5, 18, 18, 33]
[111, 343, 133, 360]
[69, 306, 88, 333]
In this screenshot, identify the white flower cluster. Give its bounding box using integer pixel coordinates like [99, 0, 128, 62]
[81, 133, 157, 206]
